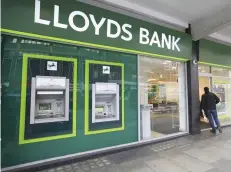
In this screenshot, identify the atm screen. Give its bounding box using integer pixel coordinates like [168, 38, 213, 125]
[39, 103, 52, 111]
[96, 107, 103, 111]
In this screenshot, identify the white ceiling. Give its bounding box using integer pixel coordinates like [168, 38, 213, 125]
[218, 26, 231, 36]
[91, 0, 231, 45]
[126, 0, 231, 22]
[216, 25, 231, 42]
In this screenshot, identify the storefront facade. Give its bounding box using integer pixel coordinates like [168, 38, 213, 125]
[0, 0, 207, 170]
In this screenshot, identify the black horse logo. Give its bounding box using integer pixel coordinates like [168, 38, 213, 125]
[104, 68, 109, 72]
[48, 63, 56, 68]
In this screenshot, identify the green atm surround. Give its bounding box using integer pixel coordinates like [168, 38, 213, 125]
[19, 53, 77, 144]
[84, 60, 125, 135]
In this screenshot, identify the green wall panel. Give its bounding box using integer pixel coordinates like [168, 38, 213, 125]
[24, 58, 74, 139]
[200, 39, 231, 67]
[1, 36, 138, 167]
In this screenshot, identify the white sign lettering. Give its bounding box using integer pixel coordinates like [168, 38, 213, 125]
[34, 0, 50, 25]
[54, 5, 68, 29]
[107, 19, 121, 39]
[34, 0, 181, 52]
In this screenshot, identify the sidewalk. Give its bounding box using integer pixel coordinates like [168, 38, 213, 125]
[39, 127, 231, 172]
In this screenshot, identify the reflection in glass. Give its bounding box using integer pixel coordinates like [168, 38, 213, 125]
[212, 76, 231, 126]
[212, 67, 230, 77]
[198, 64, 210, 74]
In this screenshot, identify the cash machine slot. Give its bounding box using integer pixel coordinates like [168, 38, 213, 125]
[92, 83, 119, 123]
[30, 76, 69, 124]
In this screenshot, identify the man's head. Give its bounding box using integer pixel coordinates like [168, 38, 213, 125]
[204, 87, 209, 93]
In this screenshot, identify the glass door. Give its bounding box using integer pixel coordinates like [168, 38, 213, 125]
[139, 56, 188, 140]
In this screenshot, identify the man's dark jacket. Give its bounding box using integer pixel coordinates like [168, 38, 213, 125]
[200, 92, 220, 113]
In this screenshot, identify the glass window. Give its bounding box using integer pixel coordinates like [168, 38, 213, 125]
[198, 65, 210, 74]
[212, 67, 231, 77]
[211, 67, 231, 126]
[139, 56, 187, 140]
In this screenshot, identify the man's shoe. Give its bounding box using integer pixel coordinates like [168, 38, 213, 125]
[210, 129, 216, 133]
[218, 127, 223, 133]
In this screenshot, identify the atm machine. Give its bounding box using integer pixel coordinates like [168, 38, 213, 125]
[92, 82, 119, 123]
[30, 76, 69, 124]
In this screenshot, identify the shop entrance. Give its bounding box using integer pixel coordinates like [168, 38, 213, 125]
[198, 75, 211, 130]
[198, 65, 231, 130]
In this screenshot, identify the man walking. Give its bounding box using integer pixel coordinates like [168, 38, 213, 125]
[200, 87, 222, 133]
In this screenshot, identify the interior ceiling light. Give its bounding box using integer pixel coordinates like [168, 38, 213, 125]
[172, 66, 177, 69]
[229, 71, 231, 77]
[163, 60, 171, 64]
[148, 78, 157, 82]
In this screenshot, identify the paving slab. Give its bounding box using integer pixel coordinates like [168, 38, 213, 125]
[211, 159, 231, 172]
[203, 146, 231, 161]
[119, 159, 154, 172]
[145, 158, 188, 172]
[184, 147, 222, 163]
[89, 166, 122, 172]
[172, 154, 213, 172]
[206, 168, 225, 172]
[107, 146, 153, 164]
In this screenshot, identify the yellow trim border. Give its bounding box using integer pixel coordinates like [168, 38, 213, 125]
[199, 61, 231, 69]
[85, 60, 124, 135]
[19, 53, 77, 144]
[1, 28, 188, 62]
